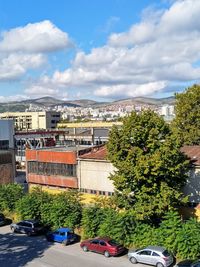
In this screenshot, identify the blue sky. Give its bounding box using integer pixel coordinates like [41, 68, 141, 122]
[0, 0, 199, 102]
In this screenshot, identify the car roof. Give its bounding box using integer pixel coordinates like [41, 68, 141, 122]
[22, 219, 39, 223]
[93, 237, 112, 241]
[145, 246, 166, 253]
[57, 227, 72, 232]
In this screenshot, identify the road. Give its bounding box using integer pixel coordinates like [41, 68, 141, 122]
[0, 225, 146, 267]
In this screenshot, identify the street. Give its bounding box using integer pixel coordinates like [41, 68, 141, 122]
[0, 225, 145, 267]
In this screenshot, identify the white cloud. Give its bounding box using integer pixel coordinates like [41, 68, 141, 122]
[0, 95, 29, 103]
[0, 20, 74, 83]
[0, 53, 46, 80]
[6, 0, 200, 100]
[0, 20, 73, 53]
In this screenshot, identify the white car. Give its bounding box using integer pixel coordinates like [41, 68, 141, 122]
[128, 245, 174, 267]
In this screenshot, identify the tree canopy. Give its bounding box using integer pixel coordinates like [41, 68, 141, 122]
[172, 84, 200, 145]
[107, 110, 190, 220]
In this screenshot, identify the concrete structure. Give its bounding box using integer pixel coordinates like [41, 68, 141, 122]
[26, 146, 90, 190]
[0, 119, 15, 183]
[0, 111, 61, 130]
[78, 146, 115, 196]
[57, 121, 122, 129]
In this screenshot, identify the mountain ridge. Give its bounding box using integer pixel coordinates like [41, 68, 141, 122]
[0, 96, 175, 112]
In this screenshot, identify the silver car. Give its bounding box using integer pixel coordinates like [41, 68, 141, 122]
[128, 245, 174, 267]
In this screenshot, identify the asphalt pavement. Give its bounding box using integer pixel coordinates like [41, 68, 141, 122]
[0, 225, 145, 267]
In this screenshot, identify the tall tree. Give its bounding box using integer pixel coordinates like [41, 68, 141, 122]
[172, 84, 200, 145]
[107, 110, 190, 220]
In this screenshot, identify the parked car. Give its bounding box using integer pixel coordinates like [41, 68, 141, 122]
[46, 227, 77, 245]
[0, 213, 6, 226]
[10, 219, 47, 236]
[175, 260, 200, 267]
[128, 246, 174, 267]
[80, 237, 126, 257]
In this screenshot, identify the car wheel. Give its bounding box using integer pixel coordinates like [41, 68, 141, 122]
[27, 232, 31, 237]
[11, 227, 15, 233]
[156, 262, 164, 267]
[62, 240, 69, 246]
[104, 251, 110, 258]
[130, 257, 137, 264]
[82, 245, 88, 252]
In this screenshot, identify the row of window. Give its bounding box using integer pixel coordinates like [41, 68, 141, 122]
[80, 188, 114, 196]
[27, 161, 76, 177]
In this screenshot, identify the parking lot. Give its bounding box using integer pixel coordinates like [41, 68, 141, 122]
[0, 225, 143, 267]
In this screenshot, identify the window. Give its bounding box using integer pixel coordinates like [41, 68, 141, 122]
[27, 161, 76, 177]
[152, 252, 159, 257]
[60, 232, 65, 236]
[91, 240, 99, 245]
[139, 250, 152, 256]
[99, 241, 106, 246]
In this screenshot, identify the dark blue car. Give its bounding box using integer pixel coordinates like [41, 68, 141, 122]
[46, 227, 77, 245]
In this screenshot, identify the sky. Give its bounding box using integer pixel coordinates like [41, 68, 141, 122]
[0, 0, 200, 102]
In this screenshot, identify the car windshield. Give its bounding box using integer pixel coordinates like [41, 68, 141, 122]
[163, 250, 171, 257]
[33, 222, 42, 228]
[108, 240, 120, 246]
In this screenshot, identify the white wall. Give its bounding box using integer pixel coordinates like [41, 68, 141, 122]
[78, 160, 115, 192]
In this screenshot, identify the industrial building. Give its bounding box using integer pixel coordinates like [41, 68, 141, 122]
[26, 146, 91, 190]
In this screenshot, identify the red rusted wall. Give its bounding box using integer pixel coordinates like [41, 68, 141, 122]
[26, 149, 77, 164]
[28, 174, 78, 188]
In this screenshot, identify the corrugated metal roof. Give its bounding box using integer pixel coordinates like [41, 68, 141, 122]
[79, 145, 107, 160]
[79, 145, 200, 166]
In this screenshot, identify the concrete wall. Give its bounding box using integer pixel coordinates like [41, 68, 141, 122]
[183, 166, 200, 203]
[28, 174, 78, 188]
[78, 160, 115, 192]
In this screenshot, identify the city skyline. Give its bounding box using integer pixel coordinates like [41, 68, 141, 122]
[0, 0, 199, 102]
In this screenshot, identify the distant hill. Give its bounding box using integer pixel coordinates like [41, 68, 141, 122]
[0, 96, 175, 112]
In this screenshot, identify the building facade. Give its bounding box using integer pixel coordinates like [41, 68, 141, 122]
[78, 146, 115, 196]
[26, 146, 90, 190]
[0, 119, 15, 184]
[0, 111, 61, 130]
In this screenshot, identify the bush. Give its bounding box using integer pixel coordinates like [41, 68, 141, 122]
[0, 184, 24, 212]
[176, 218, 200, 259]
[41, 191, 82, 229]
[81, 205, 106, 239]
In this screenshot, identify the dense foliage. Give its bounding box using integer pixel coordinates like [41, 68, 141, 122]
[16, 187, 82, 229]
[0, 183, 24, 212]
[172, 84, 200, 145]
[82, 206, 200, 259]
[107, 110, 190, 219]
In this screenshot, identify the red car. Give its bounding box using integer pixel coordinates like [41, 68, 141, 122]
[80, 237, 126, 257]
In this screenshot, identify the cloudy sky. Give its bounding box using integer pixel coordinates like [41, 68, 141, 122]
[0, 0, 199, 102]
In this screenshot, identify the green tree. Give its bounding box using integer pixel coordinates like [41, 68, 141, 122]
[0, 184, 24, 212]
[172, 84, 200, 145]
[107, 110, 190, 219]
[176, 218, 200, 259]
[41, 191, 82, 229]
[81, 205, 106, 239]
[16, 187, 53, 220]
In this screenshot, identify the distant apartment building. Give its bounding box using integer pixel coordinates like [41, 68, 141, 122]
[0, 119, 15, 184]
[0, 111, 61, 130]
